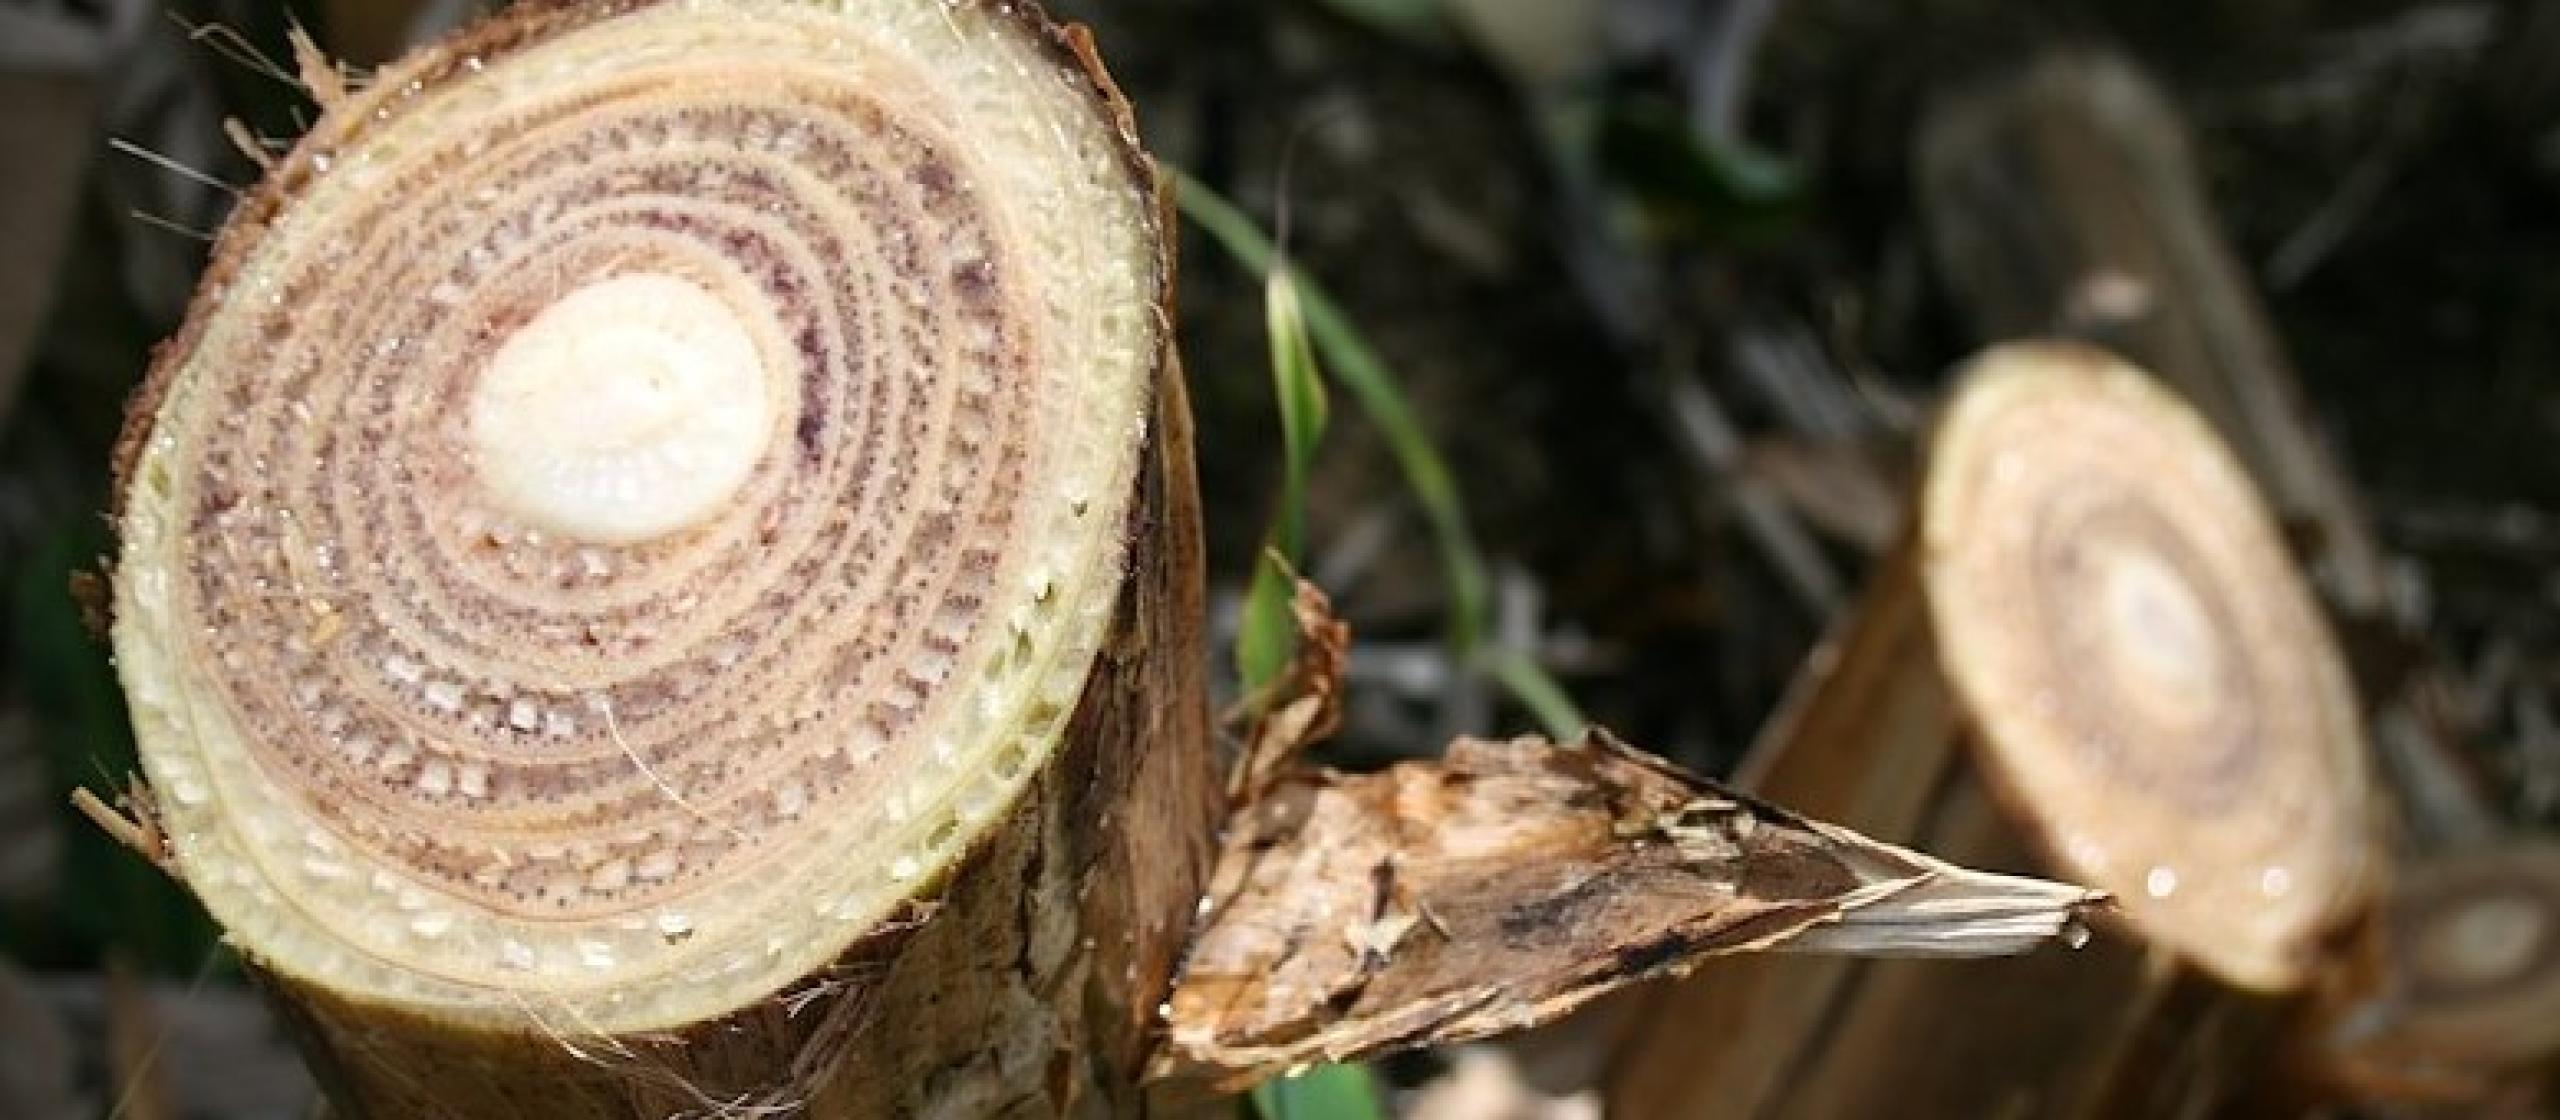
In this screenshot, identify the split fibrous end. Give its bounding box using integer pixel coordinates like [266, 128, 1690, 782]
[111, 0, 1162, 1034]
[1919, 341, 2380, 991]
[1160, 733, 2101, 1082]
[1770, 822, 2104, 959]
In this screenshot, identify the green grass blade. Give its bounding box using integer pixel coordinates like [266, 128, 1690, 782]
[1177, 171, 1491, 656]
[1237, 265, 1334, 700]
[1481, 650, 1589, 740]
[1236, 550, 1295, 699]
[1267, 264, 1330, 561]
[1250, 1062, 1388, 1120]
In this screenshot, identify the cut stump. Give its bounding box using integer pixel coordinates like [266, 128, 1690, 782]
[1914, 52, 2511, 858]
[1913, 50, 2389, 616]
[2288, 842, 2560, 1116]
[1611, 342, 2386, 1120]
[106, 2, 1216, 1115]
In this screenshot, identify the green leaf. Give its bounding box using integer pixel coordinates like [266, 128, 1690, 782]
[1481, 648, 1588, 741]
[1235, 265, 1333, 702]
[1251, 1063, 1388, 1120]
[1267, 265, 1330, 563]
[1236, 547, 1298, 701]
[1181, 173, 1597, 737]
[1177, 172, 1491, 657]
[1596, 95, 1808, 247]
[1308, 0, 1452, 48]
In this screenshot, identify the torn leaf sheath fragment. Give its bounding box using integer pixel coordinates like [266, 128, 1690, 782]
[1160, 731, 2102, 1083]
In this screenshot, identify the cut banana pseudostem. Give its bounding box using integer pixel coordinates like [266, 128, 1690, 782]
[1921, 345, 2380, 990]
[108, 1, 1216, 1114]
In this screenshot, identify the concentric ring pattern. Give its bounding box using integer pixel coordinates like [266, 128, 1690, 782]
[111, 0, 1163, 1030]
[1920, 344, 2375, 991]
[2393, 845, 2560, 1047]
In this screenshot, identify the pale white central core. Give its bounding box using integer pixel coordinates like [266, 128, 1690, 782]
[2100, 550, 2219, 701]
[2423, 895, 2547, 984]
[468, 272, 771, 545]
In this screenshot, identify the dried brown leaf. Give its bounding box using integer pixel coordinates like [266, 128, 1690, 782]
[1229, 578, 1349, 804]
[1160, 731, 2100, 1085]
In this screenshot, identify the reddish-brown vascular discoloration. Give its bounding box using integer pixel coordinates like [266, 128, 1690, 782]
[159, 61, 1044, 916]
[119, 1, 1208, 1113]
[114, 0, 651, 509]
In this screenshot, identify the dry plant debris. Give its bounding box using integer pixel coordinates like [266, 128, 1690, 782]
[1162, 728, 2103, 1084]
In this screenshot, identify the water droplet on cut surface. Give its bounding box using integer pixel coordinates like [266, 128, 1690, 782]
[636, 849, 679, 882]
[410, 911, 453, 938]
[2145, 866, 2180, 899]
[170, 779, 209, 807]
[457, 762, 490, 800]
[2260, 867, 2293, 898]
[416, 759, 453, 797]
[589, 858, 631, 893]
[889, 855, 920, 882]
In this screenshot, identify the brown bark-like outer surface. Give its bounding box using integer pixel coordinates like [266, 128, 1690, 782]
[812, 351, 1218, 1119]
[110, 3, 1218, 1117]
